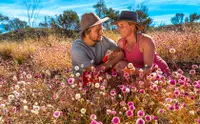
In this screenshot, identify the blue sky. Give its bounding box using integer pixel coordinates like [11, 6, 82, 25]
[0, 0, 200, 26]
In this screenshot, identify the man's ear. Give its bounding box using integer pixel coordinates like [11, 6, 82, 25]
[84, 28, 91, 37]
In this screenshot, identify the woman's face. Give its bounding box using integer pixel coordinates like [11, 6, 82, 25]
[117, 21, 135, 38]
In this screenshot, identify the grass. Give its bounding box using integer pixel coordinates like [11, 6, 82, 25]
[0, 25, 199, 124]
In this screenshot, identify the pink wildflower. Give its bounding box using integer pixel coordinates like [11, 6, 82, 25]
[189, 69, 196, 75]
[197, 118, 200, 123]
[112, 71, 117, 77]
[110, 90, 116, 96]
[136, 118, 145, 124]
[169, 79, 176, 85]
[122, 87, 127, 93]
[120, 101, 126, 106]
[145, 115, 151, 122]
[139, 89, 145, 94]
[177, 69, 183, 74]
[128, 105, 135, 110]
[127, 101, 134, 106]
[137, 110, 145, 117]
[126, 110, 133, 117]
[53, 111, 60, 118]
[157, 109, 165, 114]
[195, 84, 200, 89]
[152, 116, 158, 120]
[68, 78, 74, 85]
[111, 116, 120, 124]
[90, 114, 97, 120]
[90, 120, 98, 124]
[123, 72, 129, 78]
[192, 64, 198, 69]
[111, 110, 117, 115]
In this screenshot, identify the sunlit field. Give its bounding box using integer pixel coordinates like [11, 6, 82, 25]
[0, 25, 199, 124]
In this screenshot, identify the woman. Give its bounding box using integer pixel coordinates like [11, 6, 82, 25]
[112, 11, 170, 76]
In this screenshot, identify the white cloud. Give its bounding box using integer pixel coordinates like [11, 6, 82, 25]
[56, 4, 94, 10]
[1, 0, 199, 27]
[0, 4, 26, 20]
[146, 0, 200, 6]
[151, 14, 174, 26]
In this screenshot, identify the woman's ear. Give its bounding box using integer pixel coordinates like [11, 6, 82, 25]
[131, 24, 136, 31]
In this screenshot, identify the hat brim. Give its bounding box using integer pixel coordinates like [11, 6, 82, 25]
[80, 17, 109, 35]
[111, 20, 145, 31]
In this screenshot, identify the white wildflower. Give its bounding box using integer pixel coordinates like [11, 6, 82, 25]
[74, 66, 79, 71]
[80, 108, 86, 114]
[75, 94, 81, 100]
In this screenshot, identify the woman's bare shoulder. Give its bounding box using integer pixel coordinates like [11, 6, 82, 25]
[140, 33, 153, 41]
[140, 33, 155, 47]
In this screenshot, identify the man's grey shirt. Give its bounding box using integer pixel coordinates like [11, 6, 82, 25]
[71, 36, 118, 74]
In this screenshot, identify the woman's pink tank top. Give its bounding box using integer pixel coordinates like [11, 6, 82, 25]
[123, 33, 171, 75]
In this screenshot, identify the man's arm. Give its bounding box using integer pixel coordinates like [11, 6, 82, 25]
[71, 49, 92, 74]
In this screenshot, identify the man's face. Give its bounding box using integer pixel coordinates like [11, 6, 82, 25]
[88, 24, 103, 42]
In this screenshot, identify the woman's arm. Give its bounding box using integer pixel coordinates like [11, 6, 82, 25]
[129, 35, 155, 76]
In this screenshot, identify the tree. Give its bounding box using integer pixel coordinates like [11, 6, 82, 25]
[185, 17, 189, 23]
[103, 8, 119, 30]
[49, 10, 80, 31]
[57, 10, 80, 31]
[93, 0, 119, 30]
[93, 0, 107, 18]
[0, 14, 9, 21]
[39, 16, 50, 28]
[0, 14, 9, 33]
[171, 13, 184, 25]
[135, 3, 153, 29]
[23, 0, 42, 27]
[4, 18, 27, 31]
[189, 13, 200, 22]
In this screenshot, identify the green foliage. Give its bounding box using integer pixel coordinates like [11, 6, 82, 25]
[39, 16, 49, 28]
[38, 10, 80, 38]
[93, 0, 107, 18]
[128, 2, 153, 30]
[50, 10, 80, 31]
[185, 17, 189, 23]
[0, 13, 9, 21]
[93, 0, 119, 30]
[189, 13, 200, 22]
[171, 13, 184, 25]
[0, 13, 9, 33]
[103, 8, 119, 30]
[4, 18, 27, 31]
[0, 27, 48, 42]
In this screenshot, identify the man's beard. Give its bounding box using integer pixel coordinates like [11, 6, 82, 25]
[93, 40, 100, 42]
[89, 35, 102, 43]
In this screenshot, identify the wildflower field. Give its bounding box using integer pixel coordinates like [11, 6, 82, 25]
[0, 25, 199, 124]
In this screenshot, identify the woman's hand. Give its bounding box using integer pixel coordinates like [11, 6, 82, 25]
[114, 60, 129, 75]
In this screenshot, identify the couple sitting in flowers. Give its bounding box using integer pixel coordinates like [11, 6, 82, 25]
[71, 11, 170, 86]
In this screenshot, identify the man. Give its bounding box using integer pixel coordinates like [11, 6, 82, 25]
[71, 12, 124, 75]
